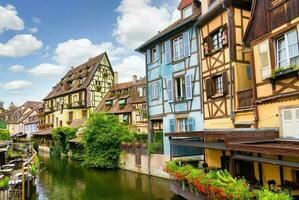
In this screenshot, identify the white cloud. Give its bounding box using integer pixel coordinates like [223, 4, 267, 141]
[114, 0, 178, 50]
[9, 64, 25, 72]
[32, 17, 41, 24]
[0, 4, 24, 34]
[0, 34, 43, 57]
[53, 39, 125, 67]
[28, 27, 38, 33]
[114, 55, 145, 82]
[27, 63, 66, 77]
[1, 80, 32, 90]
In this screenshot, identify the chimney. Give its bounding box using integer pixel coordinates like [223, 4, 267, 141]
[133, 75, 137, 84]
[114, 72, 119, 84]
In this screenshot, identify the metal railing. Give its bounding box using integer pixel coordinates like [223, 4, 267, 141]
[21, 147, 37, 200]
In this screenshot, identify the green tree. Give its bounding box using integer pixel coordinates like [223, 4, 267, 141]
[51, 127, 77, 153]
[0, 129, 10, 140]
[83, 112, 131, 169]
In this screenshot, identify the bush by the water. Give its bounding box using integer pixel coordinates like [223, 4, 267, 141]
[83, 112, 131, 169]
[51, 127, 77, 153]
[0, 129, 10, 140]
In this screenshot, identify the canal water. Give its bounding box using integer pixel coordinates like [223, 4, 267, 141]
[31, 153, 182, 200]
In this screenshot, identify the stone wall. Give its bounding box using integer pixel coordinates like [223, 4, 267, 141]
[120, 151, 170, 179]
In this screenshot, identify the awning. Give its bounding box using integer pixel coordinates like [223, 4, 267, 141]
[32, 129, 52, 136]
[229, 140, 299, 157]
[170, 139, 226, 150]
[234, 154, 299, 169]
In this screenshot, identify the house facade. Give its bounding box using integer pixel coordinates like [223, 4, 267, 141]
[5, 101, 42, 136]
[96, 76, 147, 134]
[228, 0, 299, 191]
[43, 53, 115, 128]
[137, 0, 203, 157]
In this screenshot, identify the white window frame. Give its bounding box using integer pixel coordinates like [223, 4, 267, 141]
[151, 47, 158, 63]
[151, 82, 159, 100]
[173, 36, 184, 61]
[276, 29, 299, 69]
[177, 118, 188, 132]
[182, 5, 192, 19]
[175, 76, 186, 102]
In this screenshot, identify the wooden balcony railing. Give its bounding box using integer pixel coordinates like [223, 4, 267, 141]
[237, 88, 253, 109]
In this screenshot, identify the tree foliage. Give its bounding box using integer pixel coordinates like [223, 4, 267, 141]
[0, 129, 10, 140]
[51, 127, 77, 153]
[83, 112, 131, 169]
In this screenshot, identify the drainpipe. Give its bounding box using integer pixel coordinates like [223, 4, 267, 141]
[223, 3, 235, 124]
[143, 51, 152, 176]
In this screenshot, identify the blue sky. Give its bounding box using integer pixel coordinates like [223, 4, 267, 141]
[0, 0, 180, 108]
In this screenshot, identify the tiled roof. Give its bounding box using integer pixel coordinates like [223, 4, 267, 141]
[96, 77, 146, 114]
[32, 128, 52, 136]
[44, 52, 110, 100]
[4, 101, 42, 124]
[178, 0, 193, 10]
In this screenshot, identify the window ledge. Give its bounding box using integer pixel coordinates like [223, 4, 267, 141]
[172, 58, 185, 65]
[211, 93, 225, 99]
[270, 68, 299, 81]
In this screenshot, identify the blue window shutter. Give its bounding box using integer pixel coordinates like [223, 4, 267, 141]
[169, 119, 175, 133]
[156, 44, 160, 62]
[188, 118, 195, 132]
[165, 40, 171, 64]
[185, 74, 193, 100]
[146, 49, 151, 64]
[183, 31, 190, 57]
[247, 65, 252, 80]
[167, 79, 173, 103]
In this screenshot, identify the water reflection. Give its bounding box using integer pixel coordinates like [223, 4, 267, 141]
[32, 153, 182, 200]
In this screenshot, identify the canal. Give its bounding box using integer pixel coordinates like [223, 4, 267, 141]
[31, 153, 182, 200]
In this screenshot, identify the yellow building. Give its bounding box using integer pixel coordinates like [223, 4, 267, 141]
[43, 52, 115, 128]
[230, 0, 299, 192]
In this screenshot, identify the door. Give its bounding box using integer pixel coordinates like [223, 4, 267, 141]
[282, 108, 299, 138]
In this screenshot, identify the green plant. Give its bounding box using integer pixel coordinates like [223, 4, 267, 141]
[0, 129, 10, 140]
[272, 64, 299, 77]
[51, 127, 77, 153]
[255, 188, 292, 200]
[7, 149, 23, 160]
[0, 177, 9, 189]
[83, 112, 131, 169]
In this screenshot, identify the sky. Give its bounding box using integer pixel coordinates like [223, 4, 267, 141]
[0, 0, 180, 108]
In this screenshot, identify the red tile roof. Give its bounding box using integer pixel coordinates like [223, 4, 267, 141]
[178, 0, 193, 10]
[44, 52, 112, 100]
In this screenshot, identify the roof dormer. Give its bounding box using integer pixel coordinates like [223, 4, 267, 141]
[178, 0, 201, 19]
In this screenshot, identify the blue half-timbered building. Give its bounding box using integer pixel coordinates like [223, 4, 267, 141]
[137, 0, 203, 158]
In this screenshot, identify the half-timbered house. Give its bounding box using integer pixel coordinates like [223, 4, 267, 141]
[229, 0, 299, 192]
[96, 76, 148, 134]
[137, 0, 203, 158]
[43, 52, 115, 128]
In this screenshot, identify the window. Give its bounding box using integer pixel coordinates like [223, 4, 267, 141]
[151, 47, 158, 63]
[281, 108, 299, 138]
[105, 100, 113, 106]
[173, 36, 184, 61]
[82, 110, 88, 119]
[59, 121, 63, 127]
[177, 118, 188, 132]
[211, 29, 223, 52]
[69, 111, 73, 122]
[175, 77, 186, 102]
[183, 5, 192, 18]
[214, 75, 223, 95]
[151, 82, 159, 100]
[119, 99, 127, 106]
[138, 87, 144, 97]
[206, 72, 228, 99]
[123, 114, 129, 123]
[276, 29, 299, 69]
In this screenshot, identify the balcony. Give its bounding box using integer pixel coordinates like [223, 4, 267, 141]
[237, 88, 253, 110]
[44, 107, 54, 113]
[70, 100, 85, 108]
